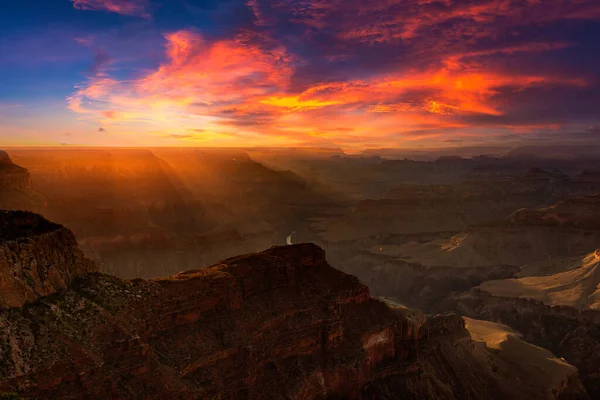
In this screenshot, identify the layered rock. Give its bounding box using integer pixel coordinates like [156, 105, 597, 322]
[317, 169, 592, 241]
[509, 194, 600, 229]
[455, 289, 600, 398]
[8, 148, 331, 279]
[0, 211, 95, 308]
[478, 250, 600, 309]
[436, 194, 600, 271]
[0, 151, 41, 213]
[324, 247, 520, 312]
[0, 216, 587, 399]
[371, 194, 600, 281]
[463, 317, 587, 400]
[0, 242, 420, 399]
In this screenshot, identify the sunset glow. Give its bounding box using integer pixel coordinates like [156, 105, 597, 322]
[2, 0, 600, 149]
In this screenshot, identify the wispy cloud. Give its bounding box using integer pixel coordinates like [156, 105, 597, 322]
[71, 0, 150, 17]
[64, 0, 600, 148]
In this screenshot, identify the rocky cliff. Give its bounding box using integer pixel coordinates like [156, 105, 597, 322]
[0, 151, 30, 191]
[0, 151, 43, 213]
[0, 211, 588, 399]
[455, 290, 600, 398]
[7, 148, 331, 279]
[509, 194, 600, 229]
[0, 211, 95, 308]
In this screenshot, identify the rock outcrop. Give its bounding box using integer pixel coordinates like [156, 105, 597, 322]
[463, 317, 588, 400]
[478, 250, 600, 309]
[0, 151, 30, 191]
[508, 194, 600, 229]
[455, 290, 600, 398]
[0, 211, 95, 308]
[0, 151, 43, 213]
[0, 213, 588, 399]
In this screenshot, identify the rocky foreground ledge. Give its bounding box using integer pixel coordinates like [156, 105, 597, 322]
[0, 211, 589, 399]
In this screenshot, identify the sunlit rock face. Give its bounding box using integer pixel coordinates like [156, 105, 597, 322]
[0, 219, 587, 399]
[0, 151, 44, 214]
[448, 194, 600, 398]
[4, 148, 330, 279]
[456, 289, 600, 399]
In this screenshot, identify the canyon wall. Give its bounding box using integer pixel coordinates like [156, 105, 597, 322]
[0, 151, 30, 191]
[321, 169, 592, 240]
[0, 211, 588, 399]
[455, 290, 600, 398]
[0, 210, 95, 308]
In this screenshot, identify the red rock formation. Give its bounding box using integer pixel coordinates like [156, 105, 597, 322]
[0, 212, 589, 399]
[509, 194, 600, 229]
[325, 170, 596, 240]
[455, 289, 600, 398]
[0, 211, 95, 307]
[0, 151, 30, 191]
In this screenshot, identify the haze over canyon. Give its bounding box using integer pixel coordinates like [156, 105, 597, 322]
[2, 0, 600, 399]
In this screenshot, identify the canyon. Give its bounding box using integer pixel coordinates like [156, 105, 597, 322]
[4, 148, 335, 279]
[0, 210, 588, 399]
[4, 148, 600, 398]
[0, 151, 41, 213]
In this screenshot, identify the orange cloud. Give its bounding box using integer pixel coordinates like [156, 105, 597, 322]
[66, 14, 593, 149]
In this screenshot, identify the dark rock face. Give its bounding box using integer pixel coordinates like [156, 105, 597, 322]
[0, 243, 422, 399]
[0, 216, 588, 399]
[0, 211, 95, 308]
[508, 194, 600, 229]
[0, 151, 11, 164]
[0, 151, 30, 191]
[326, 249, 521, 312]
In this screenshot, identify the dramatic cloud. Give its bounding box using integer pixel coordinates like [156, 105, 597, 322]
[63, 0, 600, 148]
[71, 0, 150, 17]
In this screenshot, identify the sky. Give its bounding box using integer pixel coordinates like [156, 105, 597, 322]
[1, 0, 600, 150]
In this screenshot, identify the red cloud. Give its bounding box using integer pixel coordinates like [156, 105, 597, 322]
[71, 0, 149, 17]
[64, 1, 600, 149]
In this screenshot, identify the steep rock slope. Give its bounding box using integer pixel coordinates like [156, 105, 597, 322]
[0, 151, 29, 190]
[0, 211, 587, 399]
[456, 290, 600, 398]
[0, 211, 94, 307]
[424, 194, 600, 274]
[8, 148, 333, 279]
[478, 250, 600, 309]
[338, 194, 600, 311]
[441, 194, 600, 397]
[0, 151, 42, 212]
[464, 317, 582, 399]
